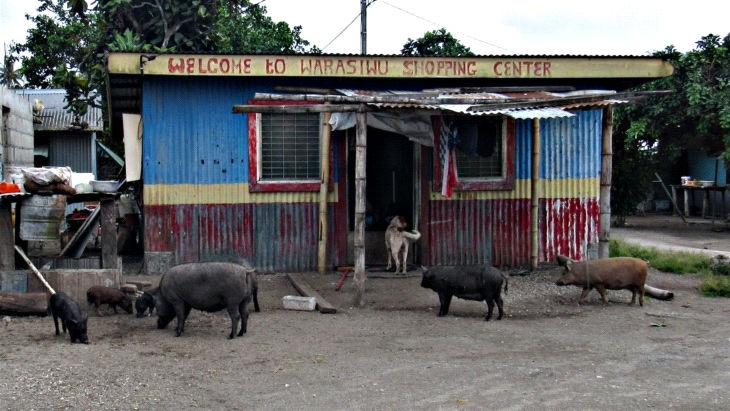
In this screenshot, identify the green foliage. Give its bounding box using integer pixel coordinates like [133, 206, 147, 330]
[609, 240, 712, 274]
[1, 50, 22, 88]
[401, 28, 473, 57]
[13, 0, 318, 132]
[611, 33, 730, 220]
[700, 275, 730, 297]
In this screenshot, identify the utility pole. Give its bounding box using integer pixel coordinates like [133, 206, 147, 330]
[360, 0, 367, 55]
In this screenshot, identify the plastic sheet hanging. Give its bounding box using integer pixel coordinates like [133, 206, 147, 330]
[329, 111, 434, 147]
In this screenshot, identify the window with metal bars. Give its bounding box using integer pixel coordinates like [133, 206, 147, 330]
[454, 116, 503, 179]
[259, 112, 320, 181]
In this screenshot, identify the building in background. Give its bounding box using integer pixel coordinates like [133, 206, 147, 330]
[15, 89, 123, 179]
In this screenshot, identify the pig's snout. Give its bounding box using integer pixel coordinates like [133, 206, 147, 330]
[555, 278, 567, 286]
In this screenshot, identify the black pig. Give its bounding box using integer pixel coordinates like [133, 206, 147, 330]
[421, 265, 509, 321]
[156, 262, 255, 339]
[49, 292, 89, 344]
[135, 288, 158, 318]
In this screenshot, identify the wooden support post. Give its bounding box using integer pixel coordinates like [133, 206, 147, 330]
[530, 118, 541, 270]
[0, 203, 14, 271]
[599, 106, 613, 259]
[317, 112, 332, 274]
[353, 108, 368, 306]
[14, 245, 55, 294]
[100, 198, 118, 269]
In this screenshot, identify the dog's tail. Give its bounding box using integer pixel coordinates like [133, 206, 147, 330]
[402, 230, 421, 242]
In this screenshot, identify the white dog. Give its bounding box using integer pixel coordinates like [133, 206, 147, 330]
[385, 216, 422, 274]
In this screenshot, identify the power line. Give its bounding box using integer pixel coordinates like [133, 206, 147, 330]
[381, 0, 510, 53]
[322, 10, 363, 51]
[322, 0, 378, 52]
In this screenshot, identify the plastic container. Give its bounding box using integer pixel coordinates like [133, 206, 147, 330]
[91, 180, 118, 193]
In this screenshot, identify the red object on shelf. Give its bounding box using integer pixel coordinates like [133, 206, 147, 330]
[0, 182, 21, 194]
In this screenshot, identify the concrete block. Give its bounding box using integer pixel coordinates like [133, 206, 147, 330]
[282, 295, 316, 311]
[144, 251, 175, 275]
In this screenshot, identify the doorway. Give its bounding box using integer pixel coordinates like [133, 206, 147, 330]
[347, 128, 416, 266]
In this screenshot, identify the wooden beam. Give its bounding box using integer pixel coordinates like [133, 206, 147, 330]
[100, 198, 119, 269]
[286, 273, 337, 314]
[530, 118, 541, 270]
[15, 245, 55, 294]
[0, 293, 48, 315]
[233, 104, 368, 114]
[599, 106, 613, 259]
[353, 108, 368, 307]
[0, 203, 14, 271]
[317, 111, 332, 274]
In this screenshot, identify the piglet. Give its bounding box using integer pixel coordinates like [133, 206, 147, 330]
[86, 286, 133, 315]
[135, 288, 157, 318]
[555, 256, 647, 306]
[49, 292, 89, 344]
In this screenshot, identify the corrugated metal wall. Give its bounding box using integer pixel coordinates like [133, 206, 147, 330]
[142, 77, 346, 271]
[142, 74, 604, 270]
[427, 109, 603, 266]
[47, 132, 94, 173]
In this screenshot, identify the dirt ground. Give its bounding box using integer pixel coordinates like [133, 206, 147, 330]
[1, 267, 729, 410]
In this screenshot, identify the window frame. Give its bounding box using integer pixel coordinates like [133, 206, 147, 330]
[247, 100, 332, 193]
[432, 115, 515, 192]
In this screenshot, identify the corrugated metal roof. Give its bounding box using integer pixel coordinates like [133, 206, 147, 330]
[15, 89, 103, 132]
[358, 89, 621, 119]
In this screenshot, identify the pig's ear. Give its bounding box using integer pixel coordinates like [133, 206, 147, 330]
[556, 255, 571, 267]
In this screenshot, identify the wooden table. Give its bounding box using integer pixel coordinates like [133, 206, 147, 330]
[670, 185, 727, 218]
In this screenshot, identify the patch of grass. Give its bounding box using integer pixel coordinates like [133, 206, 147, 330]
[700, 275, 730, 297]
[609, 240, 712, 274]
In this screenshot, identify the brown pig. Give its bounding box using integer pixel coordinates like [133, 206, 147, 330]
[555, 256, 647, 306]
[86, 285, 133, 315]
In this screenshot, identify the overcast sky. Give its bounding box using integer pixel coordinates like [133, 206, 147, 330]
[2, 0, 728, 56]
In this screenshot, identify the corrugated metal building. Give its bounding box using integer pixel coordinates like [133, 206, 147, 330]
[15, 89, 107, 176]
[107, 53, 673, 272]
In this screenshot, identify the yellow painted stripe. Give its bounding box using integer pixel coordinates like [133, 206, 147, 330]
[144, 183, 339, 205]
[108, 53, 673, 79]
[144, 179, 596, 205]
[430, 178, 599, 201]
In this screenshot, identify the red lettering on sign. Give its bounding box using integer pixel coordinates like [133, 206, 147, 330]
[493, 60, 551, 77]
[232, 59, 242, 74]
[207, 58, 218, 74]
[186, 58, 195, 74]
[242, 58, 252, 74]
[466, 61, 476, 75]
[168, 58, 184, 73]
[198, 58, 207, 74]
[220, 59, 230, 73]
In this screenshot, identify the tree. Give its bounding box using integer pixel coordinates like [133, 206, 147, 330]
[401, 28, 473, 57]
[14, 0, 318, 128]
[611, 33, 730, 223]
[1, 50, 22, 88]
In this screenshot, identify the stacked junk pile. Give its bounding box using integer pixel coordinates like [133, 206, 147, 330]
[0, 165, 143, 315]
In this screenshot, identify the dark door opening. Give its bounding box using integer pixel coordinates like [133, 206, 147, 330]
[348, 128, 415, 265]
